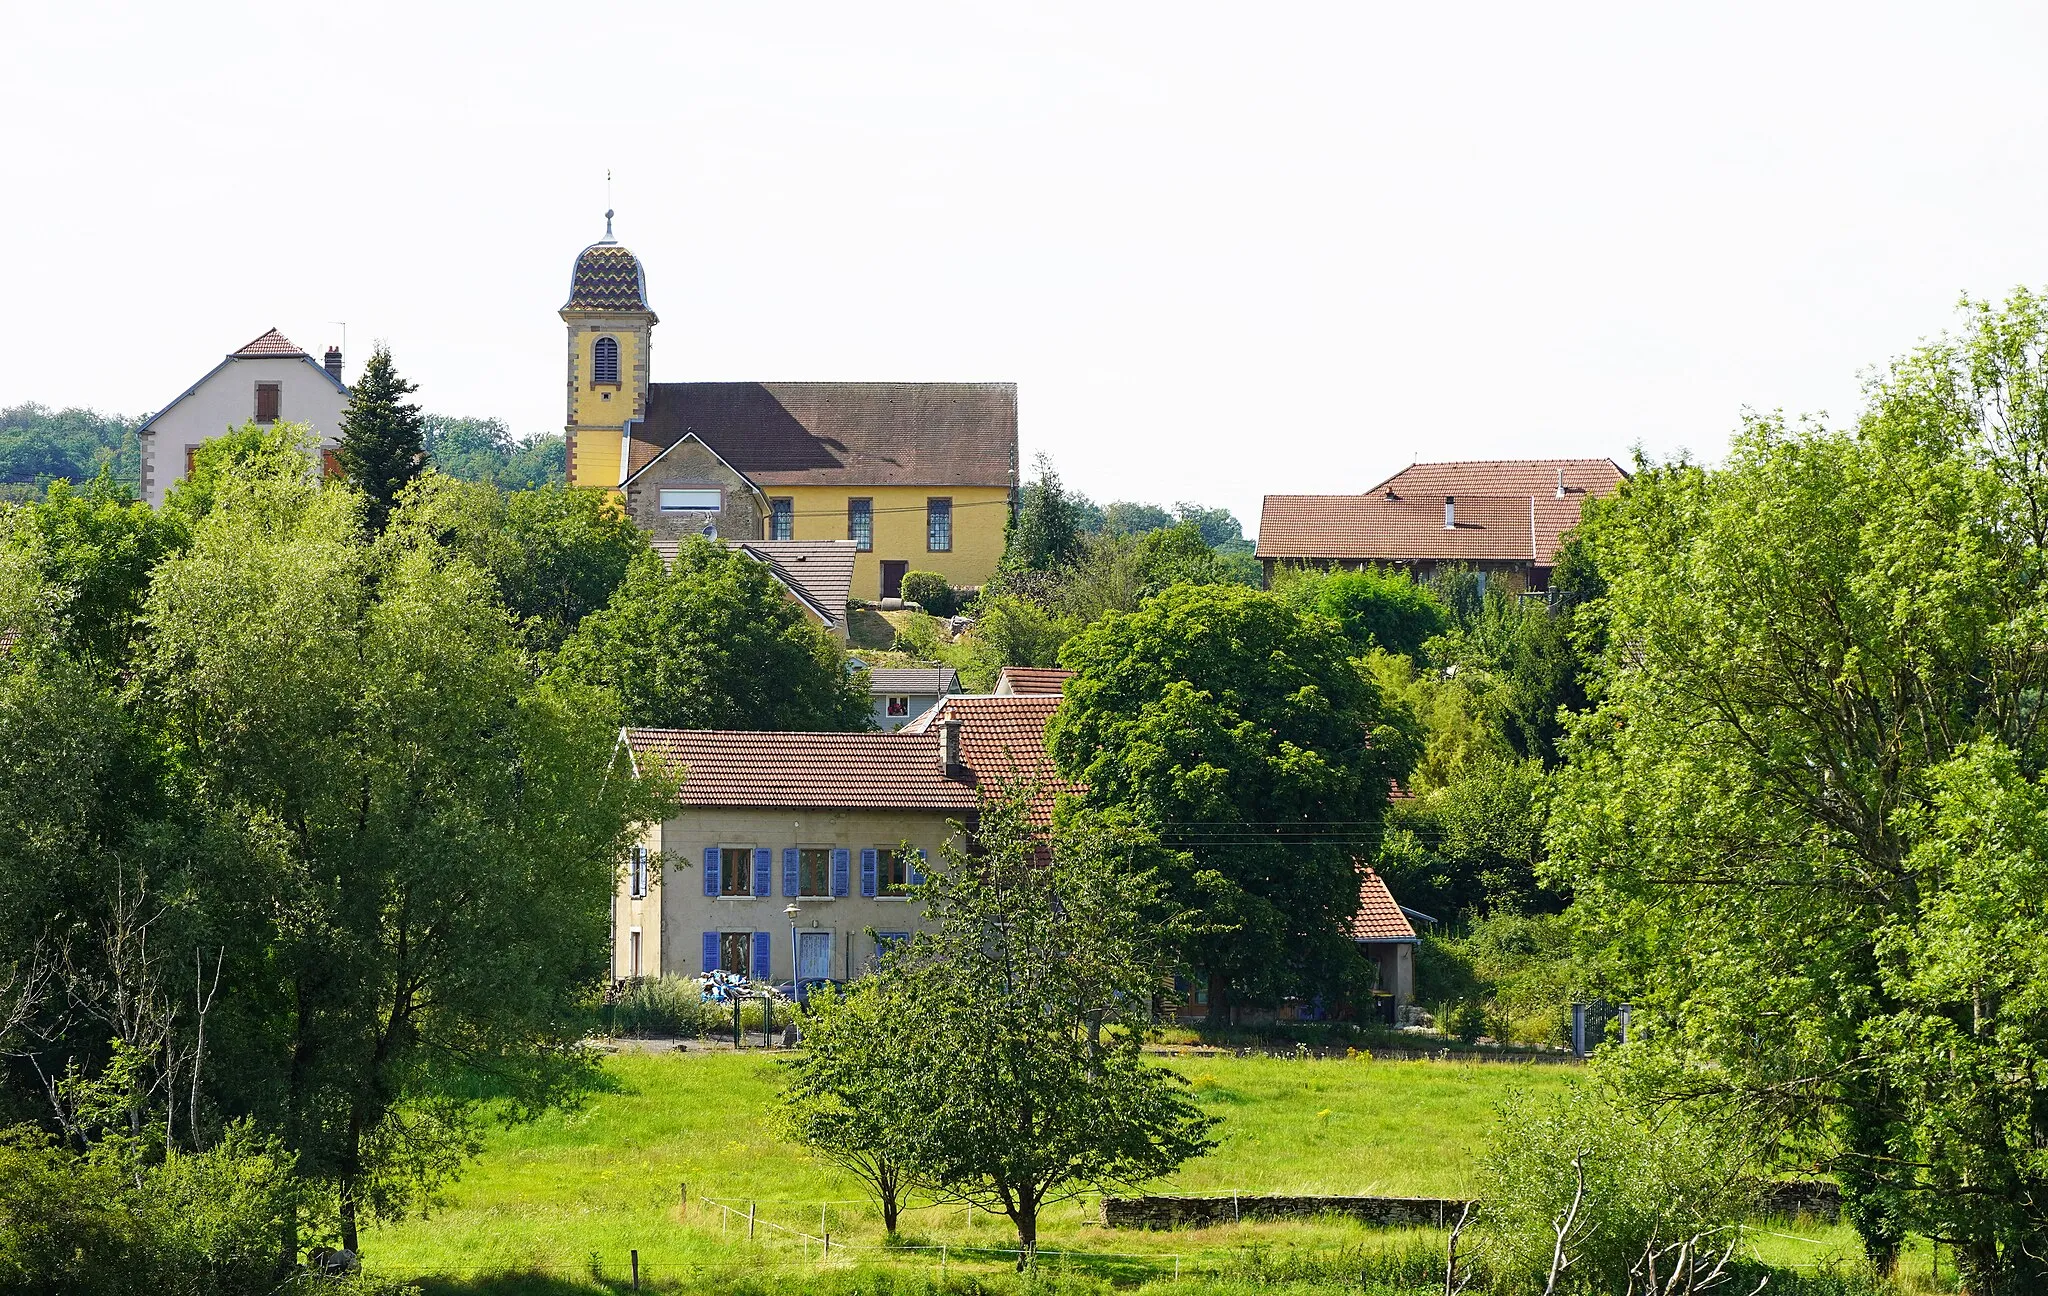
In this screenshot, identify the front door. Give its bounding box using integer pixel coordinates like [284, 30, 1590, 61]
[880, 560, 907, 600]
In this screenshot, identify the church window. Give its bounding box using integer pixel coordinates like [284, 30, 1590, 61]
[593, 336, 621, 385]
[770, 498, 793, 540]
[254, 382, 281, 424]
[927, 498, 952, 552]
[848, 499, 873, 551]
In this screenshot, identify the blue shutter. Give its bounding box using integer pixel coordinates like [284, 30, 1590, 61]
[751, 931, 772, 982]
[831, 848, 851, 897]
[907, 848, 926, 887]
[753, 847, 772, 897]
[783, 848, 800, 897]
[703, 846, 720, 897]
[859, 849, 878, 897]
[702, 931, 719, 974]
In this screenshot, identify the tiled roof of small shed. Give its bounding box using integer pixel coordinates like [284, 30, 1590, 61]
[1351, 867, 1419, 943]
[994, 666, 1074, 695]
[865, 666, 960, 696]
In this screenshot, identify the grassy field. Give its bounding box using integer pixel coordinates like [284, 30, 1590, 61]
[361, 1050, 1572, 1288]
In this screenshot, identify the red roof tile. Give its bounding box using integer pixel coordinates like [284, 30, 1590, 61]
[994, 666, 1074, 695]
[1350, 867, 1418, 943]
[231, 328, 307, 358]
[1258, 459, 1625, 566]
[623, 728, 979, 810]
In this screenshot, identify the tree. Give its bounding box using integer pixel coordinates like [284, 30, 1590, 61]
[162, 420, 322, 523]
[999, 453, 1086, 574]
[776, 980, 922, 1234]
[555, 538, 871, 731]
[1099, 500, 1173, 536]
[422, 415, 566, 490]
[333, 343, 426, 529]
[1549, 289, 2048, 1289]
[0, 403, 142, 498]
[0, 469, 186, 674]
[141, 462, 672, 1256]
[851, 796, 1216, 1260]
[387, 475, 648, 652]
[1049, 584, 1420, 1015]
[1273, 565, 1449, 661]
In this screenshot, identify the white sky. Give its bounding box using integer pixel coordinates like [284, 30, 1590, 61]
[6, 2, 2048, 532]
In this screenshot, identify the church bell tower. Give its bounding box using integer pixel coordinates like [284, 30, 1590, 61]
[560, 210, 657, 488]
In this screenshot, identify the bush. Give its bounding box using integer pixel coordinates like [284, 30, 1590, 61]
[144, 1123, 300, 1295]
[892, 614, 943, 659]
[900, 571, 956, 617]
[1475, 1083, 1761, 1294]
[611, 976, 713, 1036]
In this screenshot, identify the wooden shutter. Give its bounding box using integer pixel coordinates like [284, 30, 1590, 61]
[859, 849, 878, 897]
[702, 846, 720, 897]
[321, 449, 342, 480]
[751, 932, 772, 982]
[701, 931, 719, 974]
[184, 444, 199, 476]
[255, 382, 280, 423]
[752, 848, 772, 897]
[782, 848, 800, 897]
[830, 849, 851, 897]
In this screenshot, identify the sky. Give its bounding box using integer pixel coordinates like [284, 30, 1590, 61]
[6, 2, 2048, 532]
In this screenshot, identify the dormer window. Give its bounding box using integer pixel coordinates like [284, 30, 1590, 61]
[592, 336, 620, 385]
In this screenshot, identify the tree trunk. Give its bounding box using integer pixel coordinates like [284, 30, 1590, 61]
[339, 1181, 360, 1255]
[1956, 1235, 2005, 1296]
[1837, 1082, 1905, 1275]
[1207, 971, 1230, 1029]
[1013, 1197, 1037, 1270]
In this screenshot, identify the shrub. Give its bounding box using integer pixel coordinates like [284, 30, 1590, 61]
[144, 1123, 300, 1295]
[1475, 1083, 1761, 1294]
[900, 571, 956, 617]
[892, 614, 943, 659]
[611, 976, 713, 1037]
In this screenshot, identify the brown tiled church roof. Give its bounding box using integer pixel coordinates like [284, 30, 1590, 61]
[634, 382, 1017, 488]
[231, 329, 307, 358]
[564, 243, 651, 313]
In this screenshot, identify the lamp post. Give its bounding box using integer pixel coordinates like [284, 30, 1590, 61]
[785, 903, 802, 1006]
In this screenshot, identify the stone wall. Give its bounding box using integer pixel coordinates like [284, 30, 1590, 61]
[1101, 1195, 1473, 1230]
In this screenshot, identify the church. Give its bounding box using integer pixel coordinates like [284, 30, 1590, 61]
[559, 216, 1019, 599]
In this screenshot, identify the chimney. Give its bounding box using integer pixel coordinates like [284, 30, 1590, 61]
[938, 717, 965, 777]
[324, 346, 343, 381]
[1555, 468, 1566, 500]
[1443, 495, 1456, 529]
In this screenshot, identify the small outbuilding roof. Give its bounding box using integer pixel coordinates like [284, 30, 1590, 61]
[865, 666, 961, 697]
[1350, 867, 1420, 944]
[993, 666, 1074, 695]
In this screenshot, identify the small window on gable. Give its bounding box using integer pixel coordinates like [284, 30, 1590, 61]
[660, 488, 721, 512]
[185, 445, 199, 476]
[321, 449, 342, 481]
[592, 336, 621, 385]
[254, 382, 281, 424]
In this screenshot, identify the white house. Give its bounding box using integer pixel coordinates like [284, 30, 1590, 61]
[137, 329, 349, 506]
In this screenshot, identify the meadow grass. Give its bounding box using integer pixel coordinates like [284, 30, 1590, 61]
[364, 1049, 1916, 1294]
[364, 1049, 1567, 1288]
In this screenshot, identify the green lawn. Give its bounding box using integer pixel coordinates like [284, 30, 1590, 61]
[362, 1050, 1576, 1289]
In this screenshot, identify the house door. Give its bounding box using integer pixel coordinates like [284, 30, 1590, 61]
[880, 561, 907, 600]
[796, 930, 833, 982]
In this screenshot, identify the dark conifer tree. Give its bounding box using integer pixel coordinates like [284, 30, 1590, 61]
[334, 344, 425, 529]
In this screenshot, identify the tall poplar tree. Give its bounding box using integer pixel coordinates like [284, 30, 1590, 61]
[334, 344, 425, 529]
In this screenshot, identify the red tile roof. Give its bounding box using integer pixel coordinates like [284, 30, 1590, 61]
[231, 328, 307, 358]
[623, 728, 979, 810]
[1350, 867, 1418, 943]
[1258, 459, 1625, 566]
[994, 666, 1074, 695]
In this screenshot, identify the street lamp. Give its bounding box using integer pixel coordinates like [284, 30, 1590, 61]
[785, 903, 803, 1006]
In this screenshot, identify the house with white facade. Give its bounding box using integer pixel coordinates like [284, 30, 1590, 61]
[137, 329, 349, 506]
[864, 665, 961, 730]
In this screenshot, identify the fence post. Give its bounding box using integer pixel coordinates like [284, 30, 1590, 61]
[823, 1232, 830, 1257]
[749, 1200, 756, 1239]
[940, 1244, 947, 1275]
[680, 1181, 687, 1217]
[630, 1249, 639, 1291]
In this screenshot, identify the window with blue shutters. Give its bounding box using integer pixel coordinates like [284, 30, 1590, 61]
[753, 848, 772, 897]
[629, 845, 649, 898]
[701, 931, 719, 973]
[751, 931, 772, 981]
[719, 846, 753, 897]
[783, 848, 800, 897]
[830, 848, 851, 897]
[907, 848, 926, 887]
[702, 847, 720, 897]
[859, 849, 877, 897]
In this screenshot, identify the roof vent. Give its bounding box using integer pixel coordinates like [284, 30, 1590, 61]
[1555, 468, 1566, 500]
[324, 347, 343, 381]
[1444, 496, 1456, 530]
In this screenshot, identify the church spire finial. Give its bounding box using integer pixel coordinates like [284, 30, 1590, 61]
[603, 170, 615, 241]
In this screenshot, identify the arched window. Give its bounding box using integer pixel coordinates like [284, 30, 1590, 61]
[592, 336, 620, 385]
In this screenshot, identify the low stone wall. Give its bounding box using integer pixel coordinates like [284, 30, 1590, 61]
[1756, 1180, 1840, 1222]
[1102, 1194, 1473, 1230]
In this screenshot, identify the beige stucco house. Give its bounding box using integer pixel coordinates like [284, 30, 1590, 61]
[611, 693, 1064, 987]
[137, 329, 349, 506]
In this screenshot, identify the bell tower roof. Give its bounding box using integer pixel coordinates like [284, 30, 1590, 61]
[563, 211, 654, 315]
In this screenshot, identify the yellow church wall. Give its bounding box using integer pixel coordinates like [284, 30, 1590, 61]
[570, 428, 623, 490]
[778, 484, 1010, 596]
[568, 327, 646, 431]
